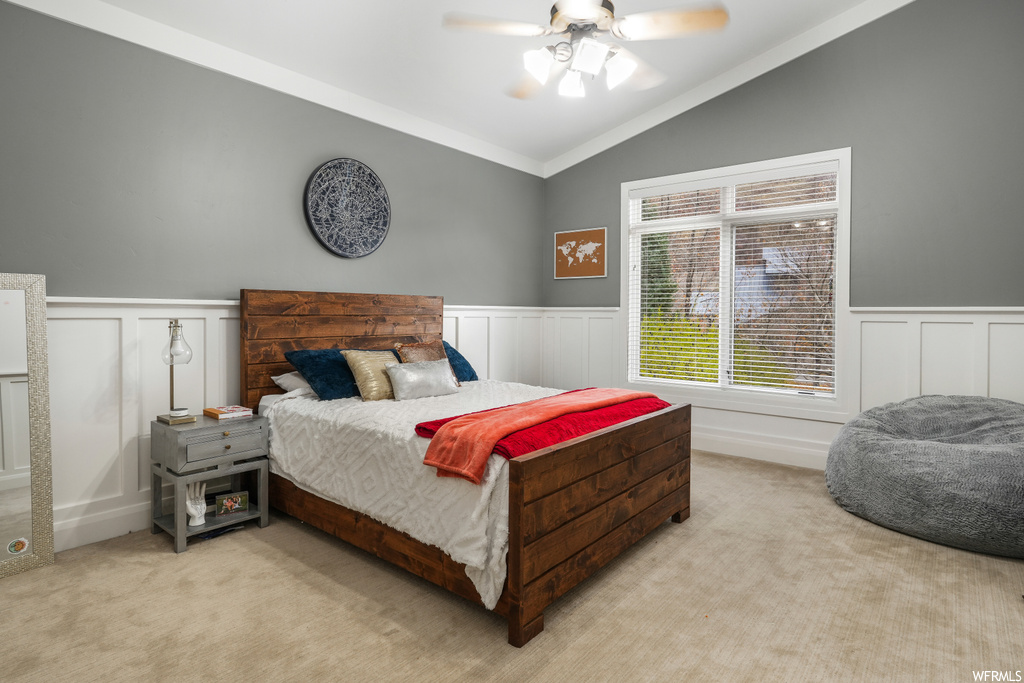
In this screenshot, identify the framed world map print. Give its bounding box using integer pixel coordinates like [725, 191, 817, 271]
[554, 227, 607, 279]
[303, 158, 390, 258]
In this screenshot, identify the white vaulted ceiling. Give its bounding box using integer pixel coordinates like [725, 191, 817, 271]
[8, 0, 914, 176]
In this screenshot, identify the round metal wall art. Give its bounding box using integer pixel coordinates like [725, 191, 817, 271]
[303, 158, 391, 258]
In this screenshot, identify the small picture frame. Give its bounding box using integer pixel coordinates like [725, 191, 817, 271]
[554, 227, 607, 279]
[216, 491, 249, 516]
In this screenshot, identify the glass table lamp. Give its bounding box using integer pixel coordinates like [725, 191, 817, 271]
[157, 319, 196, 424]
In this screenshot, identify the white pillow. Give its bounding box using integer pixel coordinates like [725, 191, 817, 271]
[272, 371, 314, 394]
[386, 359, 459, 401]
[257, 387, 314, 415]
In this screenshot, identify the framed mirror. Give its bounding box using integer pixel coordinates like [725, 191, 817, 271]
[0, 273, 53, 578]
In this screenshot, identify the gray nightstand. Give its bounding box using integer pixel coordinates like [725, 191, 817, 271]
[150, 415, 270, 552]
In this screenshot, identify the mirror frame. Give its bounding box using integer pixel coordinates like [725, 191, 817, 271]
[0, 273, 54, 577]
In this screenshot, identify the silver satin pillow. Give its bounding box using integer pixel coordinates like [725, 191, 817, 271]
[386, 359, 459, 401]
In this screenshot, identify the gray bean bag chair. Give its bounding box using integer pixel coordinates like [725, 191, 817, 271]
[826, 395, 1024, 558]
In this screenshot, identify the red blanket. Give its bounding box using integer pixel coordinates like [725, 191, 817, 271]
[418, 388, 670, 484]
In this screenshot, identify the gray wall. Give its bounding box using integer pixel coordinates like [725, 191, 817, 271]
[542, 0, 1024, 308]
[0, 2, 545, 305]
[4, 0, 1022, 309]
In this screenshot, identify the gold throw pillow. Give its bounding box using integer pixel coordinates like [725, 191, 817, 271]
[341, 350, 398, 401]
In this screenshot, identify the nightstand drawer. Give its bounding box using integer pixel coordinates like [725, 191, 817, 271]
[151, 416, 269, 474]
[186, 430, 264, 463]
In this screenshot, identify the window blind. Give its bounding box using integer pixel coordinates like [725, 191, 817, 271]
[627, 158, 840, 396]
[735, 173, 837, 212]
[636, 226, 721, 383]
[637, 188, 721, 222]
[730, 217, 836, 392]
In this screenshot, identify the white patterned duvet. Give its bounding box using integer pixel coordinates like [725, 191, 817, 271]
[263, 379, 561, 609]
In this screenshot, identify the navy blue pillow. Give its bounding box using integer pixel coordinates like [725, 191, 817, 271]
[284, 349, 359, 400]
[442, 341, 479, 382]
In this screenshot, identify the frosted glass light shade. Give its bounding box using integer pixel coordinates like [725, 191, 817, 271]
[605, 51, 638, 90]
[558, 70, 586, 97]
[524, 47, 554, 84]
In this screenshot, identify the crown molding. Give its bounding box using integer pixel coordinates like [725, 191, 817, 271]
[4, 0, 546, 177]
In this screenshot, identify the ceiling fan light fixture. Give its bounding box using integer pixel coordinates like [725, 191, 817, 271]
[558, 70, 586, 97]
[444, 2, 727, 99]
[524, 47, 555, 84]
[571, 37, 611, 76]
[604, 50, 637, 89]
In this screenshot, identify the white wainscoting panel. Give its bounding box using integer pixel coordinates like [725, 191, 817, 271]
[920, 322, 975, 396]
[859, 321, 911, 410]
[989, 323, 1024, 404]
[489, 316, 520, 382]
[445, 306, 616, 390]
[542, 316, 558, 389]
[853, 309, 1024, 412]
[544, 310, 617, 390]
[46, 298, 239, 552]
[42, 299, 1024, 552]
[554, 316, 585, 389]
[518, 316, 544, 387]
[448, 315, 490, 381]
[444, 306, 618, 389]
[587, 316, 617, 389]
[48, 317, 124, 509]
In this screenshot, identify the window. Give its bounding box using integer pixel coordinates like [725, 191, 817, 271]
[626, 151, 848, 398]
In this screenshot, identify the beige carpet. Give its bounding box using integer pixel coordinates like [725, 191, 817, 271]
[1, 451, 1021, 682]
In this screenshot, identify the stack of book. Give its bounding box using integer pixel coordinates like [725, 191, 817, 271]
[202, 405, 253, 420]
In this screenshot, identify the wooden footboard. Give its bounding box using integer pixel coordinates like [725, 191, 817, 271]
[506, 403, 690, 646]
[269, 473, 509, 613]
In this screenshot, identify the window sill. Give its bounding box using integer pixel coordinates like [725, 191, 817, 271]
[626, 377, 855, 423]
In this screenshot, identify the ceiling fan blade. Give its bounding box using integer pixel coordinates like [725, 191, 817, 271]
[442, 12, 552, 37]
[506, 60, 569, 100]
[612, 6, 729, 41]
[507, 74, 546, 100]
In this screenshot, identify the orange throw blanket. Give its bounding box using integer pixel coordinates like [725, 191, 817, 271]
[422, 388, 658, 484]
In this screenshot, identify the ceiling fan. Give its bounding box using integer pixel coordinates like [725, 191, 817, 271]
[443, 1, 729, 99]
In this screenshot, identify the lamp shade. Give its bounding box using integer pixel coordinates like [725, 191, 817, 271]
[162, 319, 193, 366]
[558, 70, 586, 97]
[605, 51, 638, 90]
[524, 47, 554, 84]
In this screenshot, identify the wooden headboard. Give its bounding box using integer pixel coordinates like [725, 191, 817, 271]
[239, 289, 444, 410]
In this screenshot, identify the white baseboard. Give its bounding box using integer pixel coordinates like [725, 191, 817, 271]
[694, 427, 830, 471]
[54, 501, 151, 552]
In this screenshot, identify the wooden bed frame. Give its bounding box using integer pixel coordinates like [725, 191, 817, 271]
[239, 288, 691, 646]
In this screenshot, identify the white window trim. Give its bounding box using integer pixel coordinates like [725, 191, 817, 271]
[618, 148, 856, 423]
